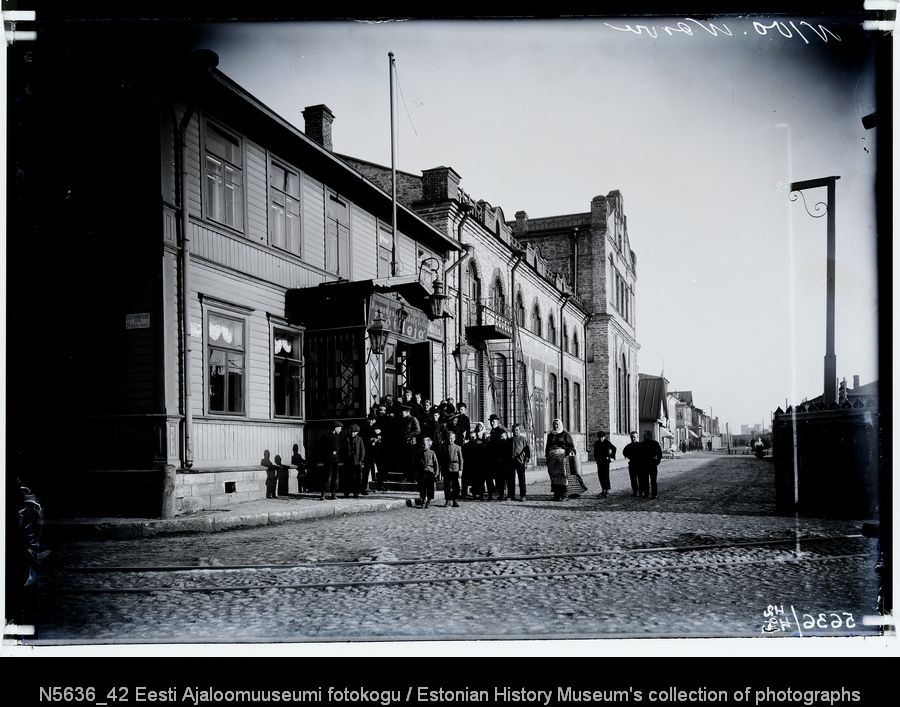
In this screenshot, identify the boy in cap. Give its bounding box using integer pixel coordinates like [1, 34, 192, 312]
[417, 437, 439, 508]
[442, 430, 463, 507]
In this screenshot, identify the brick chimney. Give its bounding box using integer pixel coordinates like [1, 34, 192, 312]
[853, 375, 860, 389]
[514, 211, 529, 236]
[421, 166, 461, 202]
[303, 105, 335, 152]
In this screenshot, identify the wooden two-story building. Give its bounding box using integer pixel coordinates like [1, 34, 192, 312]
[7, 27, 460, 516]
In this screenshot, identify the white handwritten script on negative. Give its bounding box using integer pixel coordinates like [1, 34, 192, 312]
[604, 17, 841, 44]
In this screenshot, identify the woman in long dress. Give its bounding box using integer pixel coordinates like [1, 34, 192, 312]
[545, 418, 576, 501]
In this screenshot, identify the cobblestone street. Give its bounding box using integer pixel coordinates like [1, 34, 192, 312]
[30, 453, 883, 645]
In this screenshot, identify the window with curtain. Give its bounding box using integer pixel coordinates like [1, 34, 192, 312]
[208, 313, 245, 414]
[273, 329, 302, 418]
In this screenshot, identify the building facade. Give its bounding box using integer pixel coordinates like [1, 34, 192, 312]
[511, 193, 640, 453]
[8, 34, 463, 515]
[638, 374, 673, 449]
[337, 158, 591, 460]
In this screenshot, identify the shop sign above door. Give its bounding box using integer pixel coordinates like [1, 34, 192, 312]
[369, 292, 429, 344]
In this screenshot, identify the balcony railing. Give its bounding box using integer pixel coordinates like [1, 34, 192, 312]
[465, 298, 513, 339]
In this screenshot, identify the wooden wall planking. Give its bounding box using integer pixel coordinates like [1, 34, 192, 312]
[302, 174, 326, 271]
[193, 419, 305, 466]
[246, 141, 268, 244]
[351, 205, 378, 281]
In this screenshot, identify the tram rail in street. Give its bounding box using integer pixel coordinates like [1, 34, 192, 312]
[43, 533, 876, 595]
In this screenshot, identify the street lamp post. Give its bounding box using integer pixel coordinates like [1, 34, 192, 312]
[789, 175, 840, 406]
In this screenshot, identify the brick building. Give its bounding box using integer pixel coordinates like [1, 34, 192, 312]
[511, 193, 640, 453]
[337, 156, 591, 460]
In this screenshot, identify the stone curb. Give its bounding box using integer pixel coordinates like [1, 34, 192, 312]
[41, 458, 654, 542]
[43, 499, 411, 542]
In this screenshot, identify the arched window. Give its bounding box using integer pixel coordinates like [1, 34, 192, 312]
[573, 382, 582, 432]
[492, 276, 505, 316]
[492, 352, 508, 424]
[516, 291, 526, 328]
[617, 353, 629, 433]
[532, 303, 542, 337]
[517, 361, 528, 426]
[548, 373, 558, 422]
[548, 315, 557, 345]
[563, 322, 570, 353]
[573, 330, 580, 358]
[466, 261, 480, 326]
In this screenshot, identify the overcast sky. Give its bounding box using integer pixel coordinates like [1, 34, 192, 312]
[189, 16, 881, 432]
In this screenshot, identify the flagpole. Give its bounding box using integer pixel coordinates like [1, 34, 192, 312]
[389, 52, 398, 276]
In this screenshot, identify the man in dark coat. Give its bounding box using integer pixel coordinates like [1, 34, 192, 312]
[341, 423, 366, 497]
[451, 402, 471, 445]
[622, 431, 640, 498]
[593, 431, 616, 498]
[396, 404, 421, 482]
[399, 388, 424, 425]
[462, 423, 486, 499]
[487, 414, 507, 500]
[638, 430, 663, 499]
[374, 402, 394, 481]
[423, 407, 450, 475]
[360, 415, 384, 493]
[319, 421, 343, 501]
[509, 423, 531, 501]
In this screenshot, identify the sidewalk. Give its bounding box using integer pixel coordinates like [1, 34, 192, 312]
[42, 459, 624, 542]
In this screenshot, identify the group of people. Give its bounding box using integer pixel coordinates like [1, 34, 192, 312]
[313, 386, 540, 508]
[415, 412, 534, 509]
[311, 384, 664, 504]
[622, 430, 663, 499]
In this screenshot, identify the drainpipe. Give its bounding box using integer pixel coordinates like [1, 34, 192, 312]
[510, 249, 526, 425]
[558, 291, 572, 421]
[572, 227, 579, 297]
[451, 205, 474, 401]
[177, 49, 218, 469]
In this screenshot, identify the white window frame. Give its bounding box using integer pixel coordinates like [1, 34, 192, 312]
[202, 120, 245, 233]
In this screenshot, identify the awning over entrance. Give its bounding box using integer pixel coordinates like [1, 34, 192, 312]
[688, 430, 700, 439]
[660, 428, 673, 438]
[286, 279, 438, 332]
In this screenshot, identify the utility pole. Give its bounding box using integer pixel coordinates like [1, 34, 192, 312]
[789, 176, 840, 405]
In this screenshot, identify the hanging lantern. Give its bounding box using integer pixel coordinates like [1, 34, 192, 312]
[367, 310, 388, 356]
